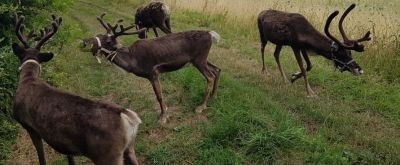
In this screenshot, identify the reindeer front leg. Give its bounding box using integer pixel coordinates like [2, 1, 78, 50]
[27, 129, 46, 165]
[67, 155, 76, 165]
[292, 47, 316, 97]
[291, 49, 312, 83]
[149, 74, 168, 124]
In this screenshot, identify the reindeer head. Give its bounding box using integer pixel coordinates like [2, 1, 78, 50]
[12, 14, 62, 64]
[324, 4, 371, 75]
[90, 13, 146, 57]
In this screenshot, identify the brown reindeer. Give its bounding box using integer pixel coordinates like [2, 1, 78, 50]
[135, 1, 172, 39]
[258, 4, 371, 97]
[12, 14, 141, 165]
[84, 13, 221, 124]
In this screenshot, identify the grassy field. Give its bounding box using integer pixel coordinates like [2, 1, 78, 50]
[3, 0, 400, 164]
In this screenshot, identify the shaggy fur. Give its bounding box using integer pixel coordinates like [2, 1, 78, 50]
[135, 2, 172, 38]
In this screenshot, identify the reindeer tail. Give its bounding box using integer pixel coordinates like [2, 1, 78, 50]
[209, 31, 221, 44]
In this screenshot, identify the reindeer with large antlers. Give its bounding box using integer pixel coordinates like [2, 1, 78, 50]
[84, 13, 221, 124]
[12, 14, 141, 165]
[258, 4, 371, 96]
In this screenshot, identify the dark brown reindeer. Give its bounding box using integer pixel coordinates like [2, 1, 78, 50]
[12, 14, 141, 165]
[257, 4, 371, 96]
[86, 13, 221, 124]
[135, 1, 172, 39]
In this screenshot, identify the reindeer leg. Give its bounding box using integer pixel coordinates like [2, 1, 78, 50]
[67, 155, 76, 165]
[165, 19, 172, 33]
[94, 154, 123, 165]
[292, 47, 316, 97]
[152, 27, 159, 37]
[273, 45, 289, 82]
[291, 49, 312, 83]
[260, 41, 271, 75]
[158, 22, 172, 34]
[27, 129, 46, 165]
[194, 64, 215, 113]
[207, 62, 221, 97]
[149, 74, 168, 124]
[124, 147, 139, 165]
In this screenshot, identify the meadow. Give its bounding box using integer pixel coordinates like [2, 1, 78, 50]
[1, 0, 399, 164]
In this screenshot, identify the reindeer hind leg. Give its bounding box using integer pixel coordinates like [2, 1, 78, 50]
[165, 18, 172, 33]
[152, 27, 159, 37]
[124, 147, 139, 165]
[207, 62, 221, 97]
[193, 61, 215, 113]
[273, 45, 289, 82]
[158, 21, 172, 34]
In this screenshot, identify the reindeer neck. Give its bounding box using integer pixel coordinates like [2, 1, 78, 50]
[306, 32, 335, 58]
[108, 47, 136, 72]
[18, 61, 41, 83]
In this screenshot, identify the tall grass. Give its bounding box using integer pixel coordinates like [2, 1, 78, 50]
[164, 0, 400, 82]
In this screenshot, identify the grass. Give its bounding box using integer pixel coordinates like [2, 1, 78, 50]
[2, 0, 400, 164]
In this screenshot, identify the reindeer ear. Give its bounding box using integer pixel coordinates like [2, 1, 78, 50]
[12, 43, 25, 60]
[38, 52, 54, 63]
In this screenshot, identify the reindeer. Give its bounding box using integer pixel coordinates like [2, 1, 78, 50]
[134, 1, 172, 39]
[84, 13, 221, 124]
[12, 14, 141, 165]
[257, 4, 371, 97]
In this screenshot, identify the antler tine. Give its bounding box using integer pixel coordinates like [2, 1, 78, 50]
[35, 15, 62, 49]
[356, 31, 371, 42]
[116, 24, 139, 36]
[14, 14, 30, 48]
[338, 4, 356, 42]
[27, 30, 37, 40]
[324, 11, 353, 49]
[34, 29, 45, 41]
[106, 23, 118, 35]
[97, 13, 111, 33]
[120, 27, 146, 36]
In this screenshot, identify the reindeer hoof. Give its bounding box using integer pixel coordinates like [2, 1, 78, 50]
[158, 115, 169, 124]
[261, 69, 271, 76]
[306, 91, 317, 98]
[195, 105, 207, 113]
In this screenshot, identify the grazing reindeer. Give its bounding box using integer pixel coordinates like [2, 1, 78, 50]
[12, 14, 141, 165]
[135, 1, 172, 39]
[257, 4, 371, 96]
[87, 13, 220, 124]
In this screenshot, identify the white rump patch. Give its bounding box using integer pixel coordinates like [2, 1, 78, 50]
[209, 31, 221, 44]
[162, 4, 170, 15]
[121, 109, 142, 140]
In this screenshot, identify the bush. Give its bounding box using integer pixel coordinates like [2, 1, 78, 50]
[0, 0, 74, 47]
[0, 0, 75, 161]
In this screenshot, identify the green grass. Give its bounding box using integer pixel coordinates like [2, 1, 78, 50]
[3, 0, 400, 164]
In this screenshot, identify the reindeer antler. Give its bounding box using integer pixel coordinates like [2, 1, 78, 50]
[324, 11, 353, 49]
[338, 4, 355, 42]
[15, 14, 36, 48]
[356, 31, 371, 42]
[35, 15, 62, 49]
[97, 13, 111, 34]
[98, 13, 144, 37]
[339, 4, 371, 44]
